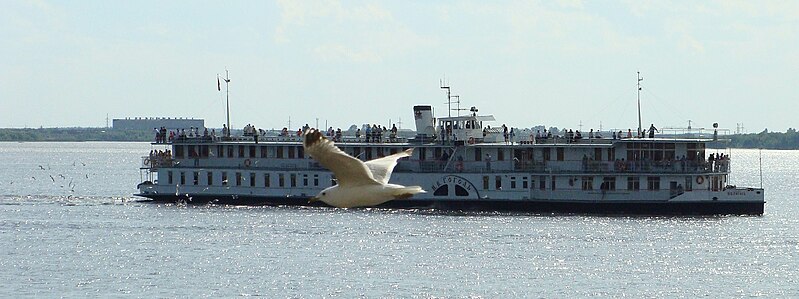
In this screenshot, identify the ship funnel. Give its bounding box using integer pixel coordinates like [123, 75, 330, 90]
[413, 105, 436, 138]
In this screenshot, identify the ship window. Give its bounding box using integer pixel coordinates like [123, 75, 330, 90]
[175, 146, 184, 159]
[288, 146, 295, 159]
[498, 149, 504, 161]
[557, 148, 564, 161]
[455, 185, 469, 196]
[222, 172, 228, 186]
[581, 176, 593, 190]
[684, 176, 692, 191]
[601, 177, 616, 191]
[250, 173, 256, 187]
[298, 146, 304, 159]
[483, 176, 489, 190]
[550, 176, 556, 190]
[607, 148, 615, 161]
[238, 146, 244, 158]
[434, 185, 449, 196]
[227, 146, 233, 158]
[168, 171, 173, 185]
[523, 177, 529, 189]
[207, 172, 213, 186]
[314, 174, 319, 186]
[510, 176, 516, 189]
[290, 174, 297, 187]
[193, 172, 199, 185]
[594, 148, 602, 161]
[277, 147, 284, 159]
[495, 176, 502, 190]
[303, 174, 308, 186]
[201, 145, 209, 158]
[647, 176, 660, 190]
[264, 173, 270, 188]
[260, 146, 268, 158]
[180, 172, 185, 185]
[235, 172, 242, 186]
[217, 145, 224, 158]
[279, 173, 285, 187]
[542, 148, 551, 161]
[249, 146, 256, 158]
[474, 148, 482, 161]
[627, 177, 639, 190]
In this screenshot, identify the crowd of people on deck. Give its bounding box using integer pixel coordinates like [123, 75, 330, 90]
[154, 126, 217, 143]
[146, 149, 172, 167]
[532, 123, 660, 143]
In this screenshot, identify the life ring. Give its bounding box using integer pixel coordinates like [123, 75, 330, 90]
[244, 159, 252, 167]
[468, 137, 475, 145]
[696, 176, 704, 185]
[143, 158, 151, 166]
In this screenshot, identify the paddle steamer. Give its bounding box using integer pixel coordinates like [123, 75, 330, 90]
[135, 85, 764, 215]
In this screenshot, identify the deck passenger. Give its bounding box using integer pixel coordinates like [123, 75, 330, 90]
[648, 124, 658, 138]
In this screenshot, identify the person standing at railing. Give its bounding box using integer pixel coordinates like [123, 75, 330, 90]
[649, 124, 658, 138]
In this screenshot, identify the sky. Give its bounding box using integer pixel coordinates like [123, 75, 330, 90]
[2, 0, 797, 134]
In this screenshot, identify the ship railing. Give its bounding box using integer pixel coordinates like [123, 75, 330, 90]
[543, 160, 729, 174]
[141, 156, 174, 169]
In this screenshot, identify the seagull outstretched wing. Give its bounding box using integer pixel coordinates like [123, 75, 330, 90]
[365, 148, 413, 185]
[303, 128, 379, 187]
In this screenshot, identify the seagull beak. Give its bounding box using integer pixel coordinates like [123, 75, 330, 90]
[308, 196, 319, 203]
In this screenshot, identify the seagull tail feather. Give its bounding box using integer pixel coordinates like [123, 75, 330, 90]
[392, 186, 426, 200]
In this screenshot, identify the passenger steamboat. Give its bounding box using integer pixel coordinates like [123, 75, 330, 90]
[135, 84, 764, 215]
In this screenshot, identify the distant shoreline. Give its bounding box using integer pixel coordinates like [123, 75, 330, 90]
[1, 127, 797, 149]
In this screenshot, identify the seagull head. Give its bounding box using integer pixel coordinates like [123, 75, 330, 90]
[310, 185, 341, 205]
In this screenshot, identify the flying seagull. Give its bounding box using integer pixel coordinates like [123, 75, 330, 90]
[302, 128, 425, 208]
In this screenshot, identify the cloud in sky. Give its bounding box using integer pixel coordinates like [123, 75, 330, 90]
[1, 0, 797, 133]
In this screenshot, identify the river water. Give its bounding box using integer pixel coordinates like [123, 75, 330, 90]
[0, 142, 797, 297]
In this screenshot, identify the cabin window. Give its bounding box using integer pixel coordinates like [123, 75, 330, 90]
[290, 174, 297, 187]
[175, 146, 184, 159]
[495, 176, 502, 190]
[474, 148, 482, 162]
[542, 148, 551, 161]
[249, 146, 256, 158]
[227, 146, 233, 158]
[684, 176, 693, 191]
[193, 172, 199, 185]
[222, 172, 228, 186]
[594, 148, 602, 161]
[250, 173, 256, 187]
[235, 172, 242, 186]
[314, 174, 319, 186]
[497, 149, 504, 161]
[581, 176, 593, 190]
[647, 176, 660, 190]
[288, 146, 295, 159]
[607, 148, 615, 161]
[601, 177, 616, 191]
[260, 146, 268, 158]
[522, 176, 529, 189]
[217, 145, 224, 158]
[539, 176, 546, 190]
[303, 174, 308, 186]
[550, 176, 556, 190]
[201, 145, 209, 158]
[207, 172, 213, 186]
[510, 177, 516, 189]
[556, 148, 564, 161]
[297, 146, 304, 159]
[264, 173, 270, 187]
[238, 146, 245, 158]
[483, 176, 489, 190]
[278, 173, 285, 187]
[168, 171, 173, 185]
[180, 172, 185, 185]
[627, 177, 639, 190]
[190, 145, 198, 158]
[277, 147, 284, 159]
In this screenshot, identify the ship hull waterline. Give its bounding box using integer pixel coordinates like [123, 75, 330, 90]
[134, 194, 764, 216]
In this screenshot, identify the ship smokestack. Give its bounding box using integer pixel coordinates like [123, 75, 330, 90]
[413, 105, 436, 139]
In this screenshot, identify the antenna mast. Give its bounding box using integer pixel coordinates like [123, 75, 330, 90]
[223, 69, 231, 137]
[637, 71, 643, 137]
[440, 79, 451, 118]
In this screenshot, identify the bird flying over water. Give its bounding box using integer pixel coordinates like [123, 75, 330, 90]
[302, 128, 425, 208]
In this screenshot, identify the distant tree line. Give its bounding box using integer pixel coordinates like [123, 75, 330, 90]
[2, 127, 799, 149]
[0, 128, 152, 142]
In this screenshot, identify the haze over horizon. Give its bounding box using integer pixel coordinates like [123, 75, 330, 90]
[2, 1, 797, 133]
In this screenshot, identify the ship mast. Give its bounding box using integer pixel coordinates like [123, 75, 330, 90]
[223, 69, 231, 137]
[440, 80, 451, 118]
[637, 71, 643, 137]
